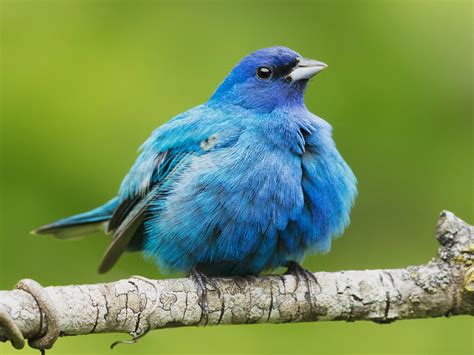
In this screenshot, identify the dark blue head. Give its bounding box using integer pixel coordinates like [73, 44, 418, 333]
[209, 46, 327, 112]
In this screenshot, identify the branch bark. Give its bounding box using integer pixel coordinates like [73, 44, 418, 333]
[1, 211, 473, 351]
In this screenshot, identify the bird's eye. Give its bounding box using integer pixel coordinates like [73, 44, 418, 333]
[256, 66, 273, 80]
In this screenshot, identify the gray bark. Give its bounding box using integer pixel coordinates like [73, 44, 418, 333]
[0, 211, 473, 351]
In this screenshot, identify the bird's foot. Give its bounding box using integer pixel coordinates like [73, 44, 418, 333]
[189, 268, 220, 325]
[15, 279, 60, 354]
[284, 261, 319, 312]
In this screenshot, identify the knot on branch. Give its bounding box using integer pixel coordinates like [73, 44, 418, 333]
[436, 211, 474, 305]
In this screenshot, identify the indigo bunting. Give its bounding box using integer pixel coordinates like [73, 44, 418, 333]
[35, 47, 357, 285]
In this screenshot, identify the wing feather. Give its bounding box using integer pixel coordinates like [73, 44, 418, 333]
[98, 184, 162, 273]
[98, 150, 193, 273]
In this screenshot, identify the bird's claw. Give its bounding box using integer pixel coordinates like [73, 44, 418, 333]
[190, 268, 220, 325]
[285, 261, 319, 313]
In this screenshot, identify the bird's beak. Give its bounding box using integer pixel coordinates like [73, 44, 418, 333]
[287, 58, 328, 82]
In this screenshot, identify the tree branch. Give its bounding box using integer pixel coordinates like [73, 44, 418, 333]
[1, 211, 473, 352]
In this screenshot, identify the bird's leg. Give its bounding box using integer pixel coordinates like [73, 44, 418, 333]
[284, 261, 319, 314]
[190, 268, 210, 325]
[189, 268, 220, 325]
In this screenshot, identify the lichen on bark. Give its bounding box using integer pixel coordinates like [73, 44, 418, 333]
[0, 211, 472, 352]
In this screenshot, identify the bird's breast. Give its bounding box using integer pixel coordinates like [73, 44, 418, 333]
[144, 118, 356, 275]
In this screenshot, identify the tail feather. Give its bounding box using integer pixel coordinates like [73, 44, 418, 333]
[33, 197, 119, 239]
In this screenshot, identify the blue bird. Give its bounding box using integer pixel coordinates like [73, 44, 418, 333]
[34, 47, 357, 286]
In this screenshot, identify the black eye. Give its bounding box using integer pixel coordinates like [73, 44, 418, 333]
[256, 66, 273, 80]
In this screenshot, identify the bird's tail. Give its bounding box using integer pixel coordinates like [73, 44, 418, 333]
[32, 197, 119, 239]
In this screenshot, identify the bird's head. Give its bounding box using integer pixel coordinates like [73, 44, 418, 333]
[209, 46, 327, 112]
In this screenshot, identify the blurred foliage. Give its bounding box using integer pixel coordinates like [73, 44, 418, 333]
[1, 0, 472, 354]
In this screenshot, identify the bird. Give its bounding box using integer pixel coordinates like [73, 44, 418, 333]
[34, 46, 357, 297]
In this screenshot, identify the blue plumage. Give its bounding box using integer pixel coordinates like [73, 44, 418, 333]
[35, 46, 357, 276]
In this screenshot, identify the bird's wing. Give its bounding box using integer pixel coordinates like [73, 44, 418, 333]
[106, 150, 190, 233]
[98, 105, 241, 273]
[98, 149, 194, 273]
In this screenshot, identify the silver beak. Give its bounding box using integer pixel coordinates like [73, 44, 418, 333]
[287, 58, 328, 81]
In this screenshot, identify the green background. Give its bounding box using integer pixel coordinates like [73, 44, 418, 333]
[1, 0, 472, 354]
